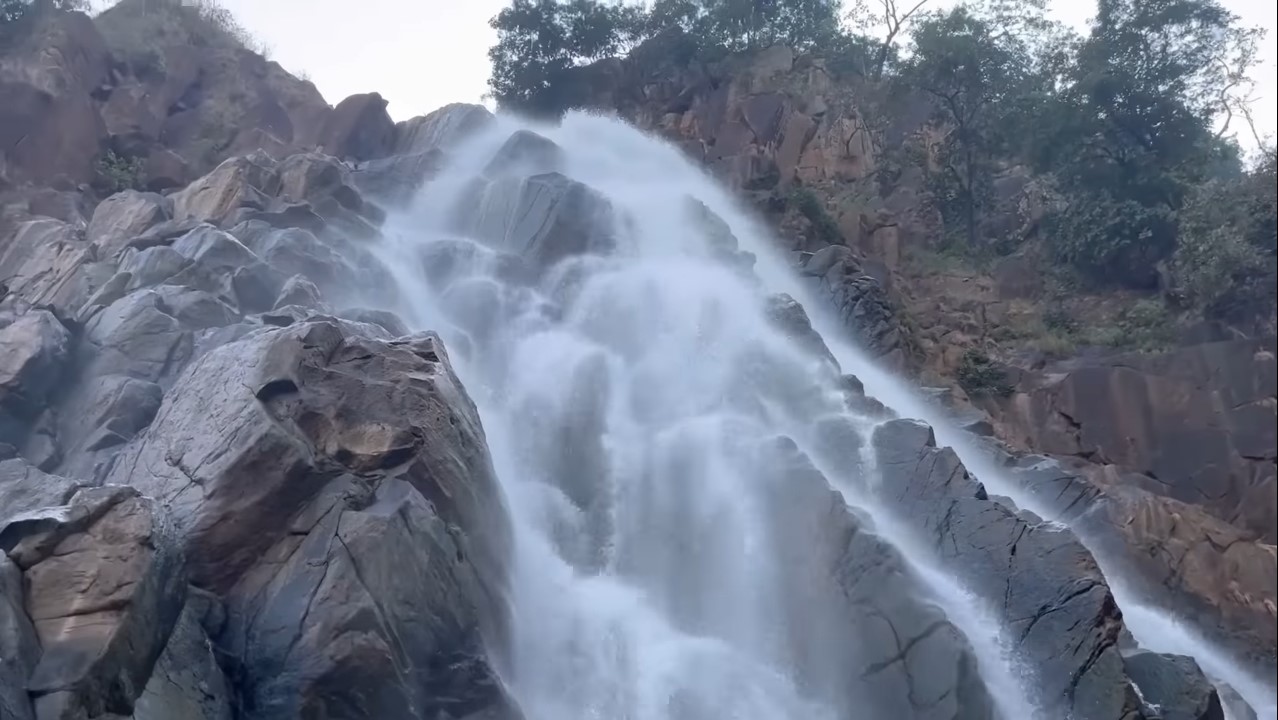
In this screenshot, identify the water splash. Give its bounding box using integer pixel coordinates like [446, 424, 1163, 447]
[374, 111, 1054, 719]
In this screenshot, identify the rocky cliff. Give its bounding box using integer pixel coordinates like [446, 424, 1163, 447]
[0, 5, 1274, 720]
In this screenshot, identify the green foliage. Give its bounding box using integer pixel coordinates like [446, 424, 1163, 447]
[95, 151, 146, 194]
[488, 0, 643, 114]
[488, 0, 845, 113]
[1, 0, 87, 38]
[788, 186, 841, 244]
[1042, 305, 1077, 334]
[1170, 147, 1277, 324]
[1027, 0, 1262, 288]
[956, 349, 1012, 396]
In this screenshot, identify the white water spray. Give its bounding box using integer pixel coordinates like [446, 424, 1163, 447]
[370, 109, 1269, 719]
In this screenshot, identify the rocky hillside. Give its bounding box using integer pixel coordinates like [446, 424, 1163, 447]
[0, 3, 1274, 719]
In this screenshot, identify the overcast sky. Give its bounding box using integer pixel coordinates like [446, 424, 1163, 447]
[157, 0, 1278, 148]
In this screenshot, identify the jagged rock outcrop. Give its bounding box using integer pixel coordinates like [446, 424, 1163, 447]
[758, 437, 996, 720]
[989, 337, 1277, 543]
[1, 100, 522, 716]
[873, 418, 1149, 719]
[998, 454, 1278, 679]
[0, 311, 72, 451]
[101, 320, 515, 719]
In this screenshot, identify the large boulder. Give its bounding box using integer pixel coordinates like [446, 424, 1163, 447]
[872, 419, 1147, 719]
[172, 154, 282, 227]
[0, 217, 108, 311]
[317, 93, 396, 162]
[4, 486, 185, 720]
[458, 172, 615, 270]
[1122, 651, 1224, 720]
[0, 311, 73, 448]
[104, 320, 517, 718]
[86, 191, 171, 260]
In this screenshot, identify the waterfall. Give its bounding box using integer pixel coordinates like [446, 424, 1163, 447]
[370, 110, 1267, 719]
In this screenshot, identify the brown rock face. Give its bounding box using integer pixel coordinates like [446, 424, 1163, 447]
[994, 337, 1277, 542]
[3, 485, 184, 720]
[103, 320, 515, 718]
[318, 92, 397, 162]
[0, 12, 111, 186]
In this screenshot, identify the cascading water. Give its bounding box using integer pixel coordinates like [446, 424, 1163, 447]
[371, 110, 1270, 719]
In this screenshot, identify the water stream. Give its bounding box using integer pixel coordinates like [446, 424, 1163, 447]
[374, 111, 1272, 719]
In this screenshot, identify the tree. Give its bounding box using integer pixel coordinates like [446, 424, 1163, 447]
[489, 0, 846, 114]
[2, 0, 85, 26]
[1170, 145, 1277, 325]
[899, 2, 1048, 248]
[643, 0, 843, 52]
[1030, 0, 1262, 287]
[488, 0, 642, 114]
[849, 0, 931, 80]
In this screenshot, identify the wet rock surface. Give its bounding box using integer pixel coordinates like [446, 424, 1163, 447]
[1, 92, 519, 714]
[2, 11, 1273, 717]
[873, 419, 1147, 720]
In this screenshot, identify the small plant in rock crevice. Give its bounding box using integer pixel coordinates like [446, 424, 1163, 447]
[956, 349, 1013, 397]
[788, 186, 842, 245]
[95, 150, 146, 194]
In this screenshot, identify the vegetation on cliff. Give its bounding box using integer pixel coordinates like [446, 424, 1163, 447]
[488, 0, 1276, 333]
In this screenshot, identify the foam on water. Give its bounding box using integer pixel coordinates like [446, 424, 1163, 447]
[372, 110, 1269, 719]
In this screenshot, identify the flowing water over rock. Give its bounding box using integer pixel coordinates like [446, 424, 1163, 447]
[370, 112, 1184, 719]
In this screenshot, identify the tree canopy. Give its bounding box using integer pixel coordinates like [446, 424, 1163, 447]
[487, 0, 1272, 324]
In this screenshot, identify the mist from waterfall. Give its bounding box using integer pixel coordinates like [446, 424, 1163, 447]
[369, 110, 1266, 719]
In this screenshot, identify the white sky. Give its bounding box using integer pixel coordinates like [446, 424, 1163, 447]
[109, 0, 1278, 148]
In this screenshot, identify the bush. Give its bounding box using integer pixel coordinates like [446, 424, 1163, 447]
[788, 186, 841, 245]
[1169, 154, 1277, 325]
[1045, 192, 1177, 290]
[95, 151, 146, 194]
[1042, 305, 1077, 334]
[956, 350, 1013, 397]
[1119, 299, 1175, 350]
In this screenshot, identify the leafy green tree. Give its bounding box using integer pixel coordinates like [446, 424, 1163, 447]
[899, 2, 1050, 248]
[1170, 146, 1277, 324]
[1030, 0, 1261, 287]
[488, 0, 643, 114]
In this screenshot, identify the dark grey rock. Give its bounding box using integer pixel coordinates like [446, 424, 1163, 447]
[103, 321, 517, 719]
[0, 311, 72, 447]
[872, 419, 1146, 720]
[1122, 651, 1224, 720]
[458, 172, 615, 270]
[0, 555, 37, 720]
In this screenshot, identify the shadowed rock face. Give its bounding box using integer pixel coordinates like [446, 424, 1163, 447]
[756, 437, 997, 720]
[991, 337, 1278, 544]
[1122, 651, 1224, 720]
[99, 321, 515, 719]
[873, 419, 1150, 720]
